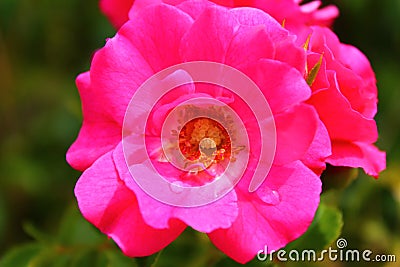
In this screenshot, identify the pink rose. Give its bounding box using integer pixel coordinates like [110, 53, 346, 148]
[100, 0, 134, 28]
[304, 26, 386, 177]
[101, 0, 338, 32]
[100, 0, 385, 177]
[68, 1, 330, 263]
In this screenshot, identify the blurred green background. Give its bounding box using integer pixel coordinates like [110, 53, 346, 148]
[0, 0, 399, 266]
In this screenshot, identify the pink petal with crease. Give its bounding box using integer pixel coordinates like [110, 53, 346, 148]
[274, 104, 318, 165]
[124, 4, 193, 72]
[180, 6, 239, 63]
[302, 120, 332, 175]
[67, 72, 121, 171]
[75, 149, 187, 257]
[327, 141, 386, 178]
[308, 72, 378, 143]
[209, 161, 321, 263]
[90, 33, 154, 124]
[243, 59, 310, 114]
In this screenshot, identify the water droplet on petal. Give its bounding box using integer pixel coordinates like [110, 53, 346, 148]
[169, 181, 184, 194]
[205, 164, 218, 177]
[257, 187, 281, 206]
[213, 176, 234, 198]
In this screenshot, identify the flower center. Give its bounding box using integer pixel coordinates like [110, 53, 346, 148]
[178, 117, 231, 165]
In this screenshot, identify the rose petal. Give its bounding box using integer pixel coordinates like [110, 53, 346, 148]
[225, 25, 275, 70]
[180, 5, 239, 63]
[229, 7, 288, 42]
[90, 33, 154, 124]
[311, 5, 339, 25]
[124, 4, 194, 72]
[307, 71, 378, 143]
[300, 1, 321, 13]
[129, 0, 189, 20]
[67, 72, 121, 171]
[244, 59, 311, 115]
[75, 149, 186, 257]
[230, 8, 306, 74]
[301, 120, 332, 175]
[100, 0, 134, 28]
[175, 0, 219, 20]
[274, 37, 307, 74]
[310, 27, 378, 118]
[327, 141, 386, 178]
[274, 104, 319, 165]
[113, 143, 239, 233]
[209, 161, 321, 263]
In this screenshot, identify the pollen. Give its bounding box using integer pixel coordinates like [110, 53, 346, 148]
[178, 117, 231, 163]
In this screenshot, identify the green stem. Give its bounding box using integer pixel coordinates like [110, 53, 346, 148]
[150, 249, 164, 267]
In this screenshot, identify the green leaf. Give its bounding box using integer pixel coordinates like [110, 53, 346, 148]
[303, 34, 312, 51]
[149, 250, 163, 267]
[57, 204, 105, 246]
[306, 54, 323, 87]
[105, 250, 137, 267]
[23, 222, 54, 244]
[284, 203, 343, 251]
[216, 256, 275, 267]
[69, 250, 107, 267]
[27, 247, 70, 267]
[0, 243, 43, 267]
[0, 196, 7, 242]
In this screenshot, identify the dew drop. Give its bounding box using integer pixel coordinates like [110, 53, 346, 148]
[205, 164, 218, 176]
[257, 187, 281, 206]
[213, 178, 233, 198]
[169, 181, 184, 194]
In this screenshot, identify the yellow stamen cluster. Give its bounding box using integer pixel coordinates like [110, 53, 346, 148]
[178, 117, 230, 163]
[189, 118, 225, 148]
